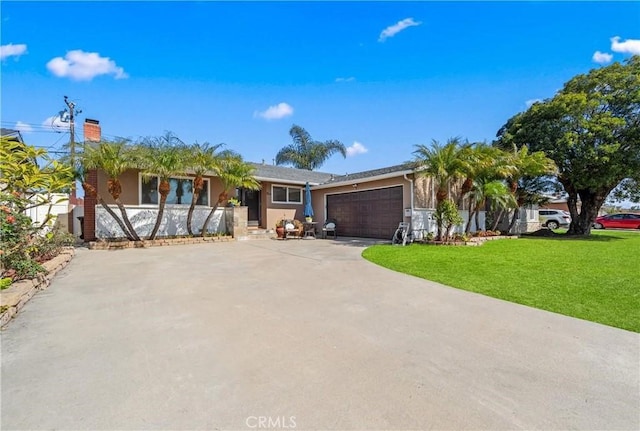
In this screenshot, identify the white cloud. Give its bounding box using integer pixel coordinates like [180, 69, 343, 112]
[525, 99, 542, 108]
[253, 102, 294, 120]
[42, 115, 70, 131]
[346, 141, 368, 157]
[46, 50, 128, 81]
[378, 18, 421, 42]
[335, 77, 355, 83]
[0, 43, 27, 60]
[592, 51, 613, 64]
[15, 121, 33, 133]
[610, 36, 640, 55]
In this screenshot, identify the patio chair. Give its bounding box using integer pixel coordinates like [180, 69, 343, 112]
[284, 219, 303, 239]
[322, 219, 337, 239]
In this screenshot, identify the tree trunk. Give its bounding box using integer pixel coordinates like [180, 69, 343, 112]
[566, 188, 609, 235]
[465, 206, 476, 234]
[474, 202, 481, 232]
[508, 208, 519, 234]
[83, 181, 134, 240]
[115, 200, 141, 241]
[187, 175, 204, 236]
[458, 178, 472, 208]
[149, 180, 171, 240]
[201, 190, 228, 237]
[492, 208, 504, 231]
[107, 178, 140, 241]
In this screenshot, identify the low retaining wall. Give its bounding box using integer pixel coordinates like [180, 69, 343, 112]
[1, 248, 75, 328]
[88, 235, 233, 250]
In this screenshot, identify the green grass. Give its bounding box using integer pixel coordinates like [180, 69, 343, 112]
[362, 231, 640, 332]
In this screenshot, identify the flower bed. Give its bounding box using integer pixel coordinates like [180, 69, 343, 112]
[419, 235, 518, 246]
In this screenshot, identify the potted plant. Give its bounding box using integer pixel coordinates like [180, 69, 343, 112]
[227, 197, 241, 207]
[275, 219, 286, 239]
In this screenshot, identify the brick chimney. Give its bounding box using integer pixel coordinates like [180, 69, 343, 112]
[82, 119, 101, 242]
[84, 118, 101, 142]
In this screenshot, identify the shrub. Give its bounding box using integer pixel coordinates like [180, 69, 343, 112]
[434, 199, 464, 242]
[0, 193, 45, 281]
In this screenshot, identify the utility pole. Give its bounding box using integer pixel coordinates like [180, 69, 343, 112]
[63, 96, 80, 165]
[62, 96, 82, 237]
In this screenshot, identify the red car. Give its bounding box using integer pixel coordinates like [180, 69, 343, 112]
[593, 213, 640, 229]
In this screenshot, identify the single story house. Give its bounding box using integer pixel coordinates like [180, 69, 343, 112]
[80, 120, 541, 241]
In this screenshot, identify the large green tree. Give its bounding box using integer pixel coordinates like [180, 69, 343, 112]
[497, 56, 640, 235]
[275, 125, 346, 170]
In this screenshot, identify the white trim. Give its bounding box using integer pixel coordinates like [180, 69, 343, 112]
[138, 172, 210, 206]
[323, 183, 406, 220]
[313, 170, 413, 190]
[271, 184, 303, 204]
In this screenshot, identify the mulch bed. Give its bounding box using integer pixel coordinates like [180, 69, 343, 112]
[520, 228, 562, 237]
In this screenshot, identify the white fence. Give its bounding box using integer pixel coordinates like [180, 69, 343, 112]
[24, 193, 69, 233]
[410, 208, 486, 238]
[95, 205, 227, 239]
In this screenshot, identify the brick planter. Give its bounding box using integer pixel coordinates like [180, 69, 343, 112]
[1, 248, 75, 328]
[88, 235, 233, 250]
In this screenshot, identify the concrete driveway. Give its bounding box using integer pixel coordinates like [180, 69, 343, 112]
[2, 238, 638, 430]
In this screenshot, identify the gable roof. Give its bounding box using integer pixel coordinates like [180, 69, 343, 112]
[249, 161, 417, 188]
[250, 163, 334, 185]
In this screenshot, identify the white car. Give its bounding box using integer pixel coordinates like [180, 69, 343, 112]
[539, 209, 571, 229]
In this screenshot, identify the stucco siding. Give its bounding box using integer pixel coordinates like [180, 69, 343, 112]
[96, 169, 225, 208]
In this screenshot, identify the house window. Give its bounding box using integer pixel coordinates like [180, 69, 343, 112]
[140, 175, 209, 206]
[272, 185, 302, 204]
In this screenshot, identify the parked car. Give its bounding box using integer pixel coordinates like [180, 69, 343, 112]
[593, 213, 640, 230]
[538, 209, 571, 229]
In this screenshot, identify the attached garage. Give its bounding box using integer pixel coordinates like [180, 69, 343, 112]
[326, 186, 404, 239]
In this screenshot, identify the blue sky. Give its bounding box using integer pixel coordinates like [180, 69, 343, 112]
[2, 1, 639, 176]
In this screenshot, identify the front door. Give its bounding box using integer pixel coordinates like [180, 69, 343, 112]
[241, 189, 260, 226]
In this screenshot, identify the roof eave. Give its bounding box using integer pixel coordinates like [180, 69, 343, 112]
[253, 176, 324, 186]
[313, 169, 414, 190]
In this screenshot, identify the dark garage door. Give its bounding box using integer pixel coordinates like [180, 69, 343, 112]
[327, 186, 404, 239]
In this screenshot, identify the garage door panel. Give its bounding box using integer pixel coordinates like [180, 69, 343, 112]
[327, 186, 403, 239]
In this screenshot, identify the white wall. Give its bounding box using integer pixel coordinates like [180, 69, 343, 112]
[95, 205, 227, 239]
[24, 193, 69, 233]
[410, 208, 486, 237]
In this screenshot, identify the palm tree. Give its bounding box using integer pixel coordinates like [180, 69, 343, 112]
[184, 142, 225, 235]
[275, 125, 346, 170]
[458, 144, 515, 208]
[413, 138, 468, 240]
[201, 155, 260, 237]
[81, 140, 141, 241]
[499, 145, 557, 233]
[464, 177, 515, 234]
[138, 133, 186, 240]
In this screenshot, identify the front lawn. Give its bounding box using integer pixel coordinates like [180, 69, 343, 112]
[362, 231, 640, 332]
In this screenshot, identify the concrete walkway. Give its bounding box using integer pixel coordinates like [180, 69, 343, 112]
[2, 238, 638, 430]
